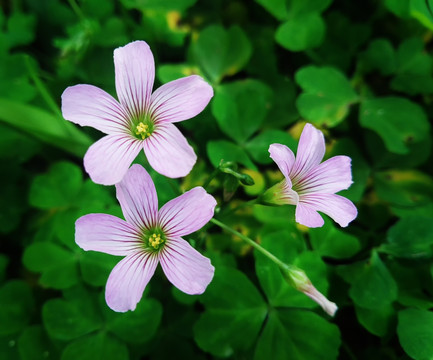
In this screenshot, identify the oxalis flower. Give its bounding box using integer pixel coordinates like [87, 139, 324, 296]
[75, 164, 217, 312]
[62, 41, 213, 185]
[263, 123, 357, 228]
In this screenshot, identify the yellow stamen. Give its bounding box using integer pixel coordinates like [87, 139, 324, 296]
[135, 122, 151, 140]
[149, 233, 164, 249]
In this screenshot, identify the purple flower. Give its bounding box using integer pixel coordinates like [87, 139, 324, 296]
[62, 41, 213, 185]
[75, 164, 217, 312]
[264, 123, 357, 228]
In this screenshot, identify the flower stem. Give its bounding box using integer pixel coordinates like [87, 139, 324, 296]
[203, 168, 220, 190]
[210, 218, 286, 269]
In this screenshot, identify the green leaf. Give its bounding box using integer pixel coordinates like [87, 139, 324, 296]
[391, 38, 433, 95]
[22, 242, 78, 289]
[157, 64, 202, 83]
[275, 13, 325, 52]
[254, 309, 341, 360]
[211, 80, 272, 144]
[385, 0, 410, 17]
[253, 204, 295, 225]
[381, 216, 433, 258]
[398, 308, 433, 360]
[62, 332, 128, 360]
[29, 161, 82, 209]
[0, 254, 8, 283]
[207, 140, 257, 170]
[6, 12, 35, 48]
[192, 25, 252, 84]
[309, 218, 361, 259]
[374, 170, 433, 208]
[410, 0, 433, 30]
[0, 98, 91, 157]
[0, 281, 34, 336]
[121, 0, 197, 12]
[255, 0, 288, 20]
[18, 325, 58, 360]
[105, 298, 162, 344]
[360, 97, 430, 154]
[286, 0, 333, 16]
[43, 298, 101, 341]
[245, 130, 296, 164]
[79, 251, 119, 287]
[295, 66, 358, 127]
[349, 252, 398, 310]
[360, 38, 396, 75]
[194, 267, 267, 357]
[355, 304, 395, 337]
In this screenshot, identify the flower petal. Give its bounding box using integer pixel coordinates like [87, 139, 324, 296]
[160, 237, 214, 295]
[291, 123, 326, 181]
[158, 187, 216, 237]
[143, 123, 197, 178]
[295, 203, 325, 228]
[296, 155, 353, 194]
[269, 143, 295, 185]
[149, 75, 213, 124]
[84, 134, 142, 185]
[105, 252, 158, 312]
[62, 84, 129, 134]
[300, 193, 357, 227]
[75, 214, 140, 255]
[114, 41, 155, 118]
[116, 164, 158, 230]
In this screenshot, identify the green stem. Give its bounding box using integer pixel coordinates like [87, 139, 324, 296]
[210, 218, 286, 269]
[24, 55, 63, 118]
[203, 167, 220, 190]
[68, 0, 86, 20]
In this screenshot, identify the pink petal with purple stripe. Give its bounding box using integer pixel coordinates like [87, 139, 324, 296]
[291, 123, 326, 181]
[296, 155, 353, 194]
[159, 187, 217, 237]
[116, 164, 158, 230]
[75, 214, 140, 255]
[150, 75, 214, 124]
[84, 134, 142, 185]
[62, 84, 129, 134]
[114, 41, 155, 118]
[159, 237, 214, 295]
[105, 252, 159, 312]
[300, 193, 357, 227]
[269, 143, 295, 184]
[295, 203, 325, 228]
[143, 123, 197, 178]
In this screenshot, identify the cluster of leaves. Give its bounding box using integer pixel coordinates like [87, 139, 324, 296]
[1, 0, 433, 359]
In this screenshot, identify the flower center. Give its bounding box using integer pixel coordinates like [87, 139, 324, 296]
[132, 113, 155, 140]
[141, 228, 166, 252]
[135, 122, 151, 139]
[148, 232, 165, 249]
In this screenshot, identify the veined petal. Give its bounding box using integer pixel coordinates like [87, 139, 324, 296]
[105, 251, 158, 312]
[75, 214, 140, 255]
[296, 155, 353, 195]
[84, 134, 142, 186]
[149, 75, 213, 124]
[300, 193, 357, 227]
[143, 123, 197, 178]
[160, 237, 214, 295]
[159, 187, 216, 237]
[114, 41, 155, 118]
[116, 164, 158, 230]
[62, 84, 129, 134]
[295, 203, 325, 228]
[291, 123, 326, 182]
[269, 143, 295, 185]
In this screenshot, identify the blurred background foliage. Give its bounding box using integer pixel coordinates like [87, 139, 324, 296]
[1, 0, 433, 359]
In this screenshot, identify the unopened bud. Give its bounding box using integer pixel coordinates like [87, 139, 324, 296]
[280, 264, 338, 317]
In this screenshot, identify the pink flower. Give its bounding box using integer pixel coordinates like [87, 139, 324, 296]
[62, 41, 213, 185]
[265, 123, 357, 228]
[75, 164, 216, 312]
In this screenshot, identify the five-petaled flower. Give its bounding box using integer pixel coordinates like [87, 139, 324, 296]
[264, 123, 357, 228]
[62, 40, 213, 185]
[75, 164, 217, 312]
